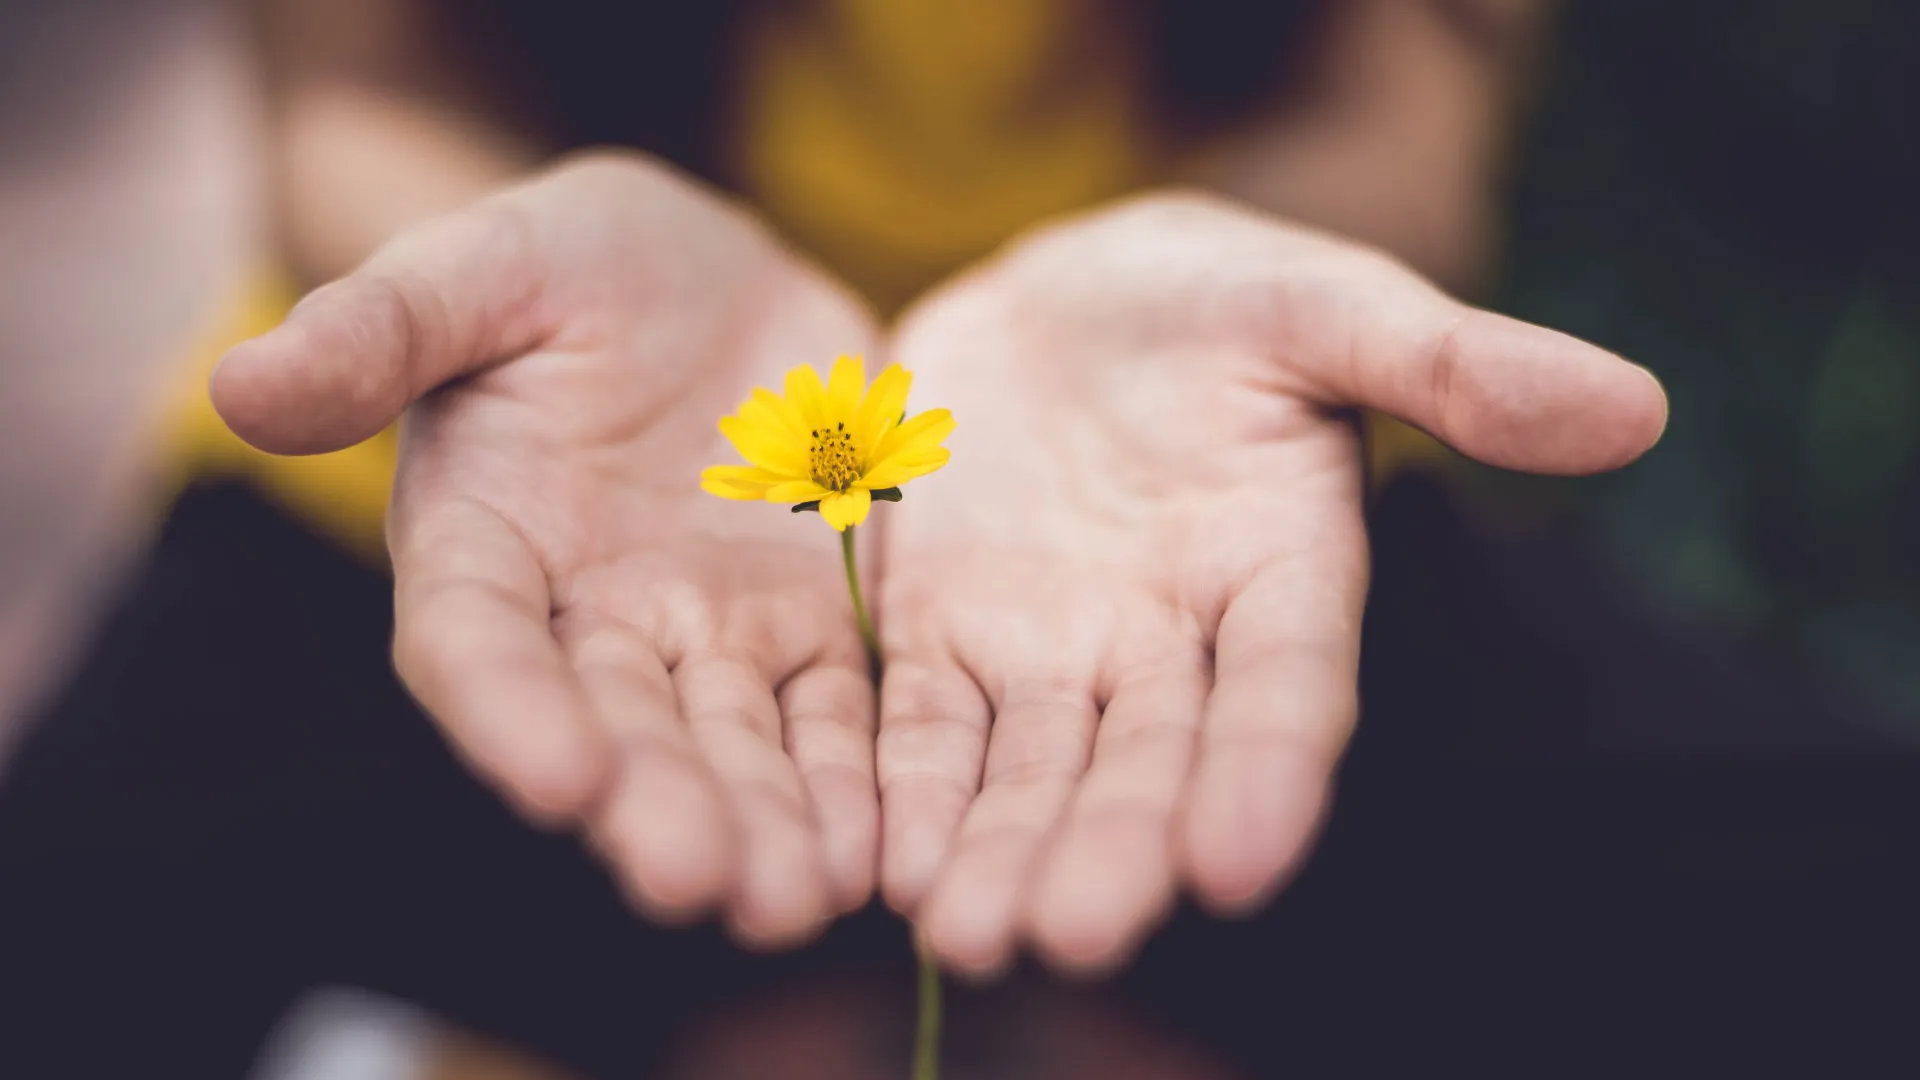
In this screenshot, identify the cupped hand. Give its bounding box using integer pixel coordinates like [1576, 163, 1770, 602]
[872, 192, 1668, 976]
[212, 153, 882, 946]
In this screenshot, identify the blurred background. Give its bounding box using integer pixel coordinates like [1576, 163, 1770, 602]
[2, 0, 1915, 1076]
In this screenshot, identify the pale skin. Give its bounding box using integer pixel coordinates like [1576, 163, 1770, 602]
[218, 157, 887, 947]
[213, 152, 1668, 971]
[879, 194, 1665, 975]
[198, 0, 1614, 973]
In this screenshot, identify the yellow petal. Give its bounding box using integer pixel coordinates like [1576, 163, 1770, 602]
[702, 478, 761, 500]
[701, 464, 786, 500]
[719, 415, 808, 477]
[766, 479, 832, 502]
[785, 364, 830, 429]
[741, 388, 807, 443]
[854, 364, 912, 458]
[817, 487, 872, 531]
[873, 408, 955, 464]
[825, 354, 865, 424]
[855, 447, 949, 489]
[863, 414, 898, 462]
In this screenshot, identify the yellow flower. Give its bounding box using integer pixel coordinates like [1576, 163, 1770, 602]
[701, 354, 954, 530]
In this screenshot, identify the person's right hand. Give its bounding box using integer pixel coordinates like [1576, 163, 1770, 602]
[212, 154, 883, 947]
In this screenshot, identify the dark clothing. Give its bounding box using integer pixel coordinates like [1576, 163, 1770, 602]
[3, 481, 1913, 1077]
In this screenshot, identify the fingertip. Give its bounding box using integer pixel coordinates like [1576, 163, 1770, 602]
[879, 808, 956, 917]
[908, 924, 1010, 989]
[208, 331, 309, 455]
[823, 809, 879, 915]
[1180, 756, 1329, 917]
[1028, 838, 1172, 978]
[915, 864, 1030, 981]
[726, 906, 832, 952]
[602, 844, 724, 929]
[1182, 833, 1277, 918]
[1430, 312, 1672, 476]
[727, 869, 834, 952]
[726, 822, 836, 951]
[1614, 361, 1672, 468]
[920, 901, 1017, 983]
[464, 698, 613, 830]
[1028, 891, 1130, 979]
[502, 746, 610, 828]
[880, 871, 927, 918]
[810, 771, 877, 914]
[1029, 930, 1133, 982]
[209, 278, 413, 456]
[597, 767, 735, 922]
[1537, 342, 1671, 473]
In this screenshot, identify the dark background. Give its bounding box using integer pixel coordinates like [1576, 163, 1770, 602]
[3, 0, 1918, 1075]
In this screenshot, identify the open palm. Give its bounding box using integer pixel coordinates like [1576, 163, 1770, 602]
[873, 194, 1668, 975]
[214, 155, 882, 945]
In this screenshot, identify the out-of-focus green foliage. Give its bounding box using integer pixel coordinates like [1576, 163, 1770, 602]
[1489, 0, 1920, 727]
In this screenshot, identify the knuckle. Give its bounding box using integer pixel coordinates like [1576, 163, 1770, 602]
[1104, 187, 1239, 230]
[343, 271, 438, 404]
[550, 145, 672, 185]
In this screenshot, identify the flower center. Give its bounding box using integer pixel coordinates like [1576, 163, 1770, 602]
[810, 421, 861, 492]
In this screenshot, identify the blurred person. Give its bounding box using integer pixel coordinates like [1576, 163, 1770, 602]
[193, 0, 1625, 967]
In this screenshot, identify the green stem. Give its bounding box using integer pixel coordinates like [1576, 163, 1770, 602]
[913, 936, 943, 1080]
[841, 526, 881, 675]
[837, 525, 940, 1080]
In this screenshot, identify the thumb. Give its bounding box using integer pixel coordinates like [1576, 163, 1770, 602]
[1290, 254, 1668, 476]
[211, 200, 547, 456]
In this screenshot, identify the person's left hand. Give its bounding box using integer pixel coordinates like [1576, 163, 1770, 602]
[870, 192, 1668, 976]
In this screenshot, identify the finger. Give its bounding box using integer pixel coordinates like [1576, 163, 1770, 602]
[917, 677, 1098, 977]
[1027, 655, 1209, 975]
[390, 497, 610, 825]
[875, 661, 992, 914]
[1180, 528, 1365, 915]
[211, 195, 550, 455]
[779, 658, 880, 913]
[1284, 254, 1669, 475]
[564, 621, 735, 923]
[674, 652, 834, 949]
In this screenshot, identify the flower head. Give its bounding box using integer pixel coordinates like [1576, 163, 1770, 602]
[701, 354, 954, 530]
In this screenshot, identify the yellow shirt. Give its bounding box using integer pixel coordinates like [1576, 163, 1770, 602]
[161, 0, 1444, 562]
